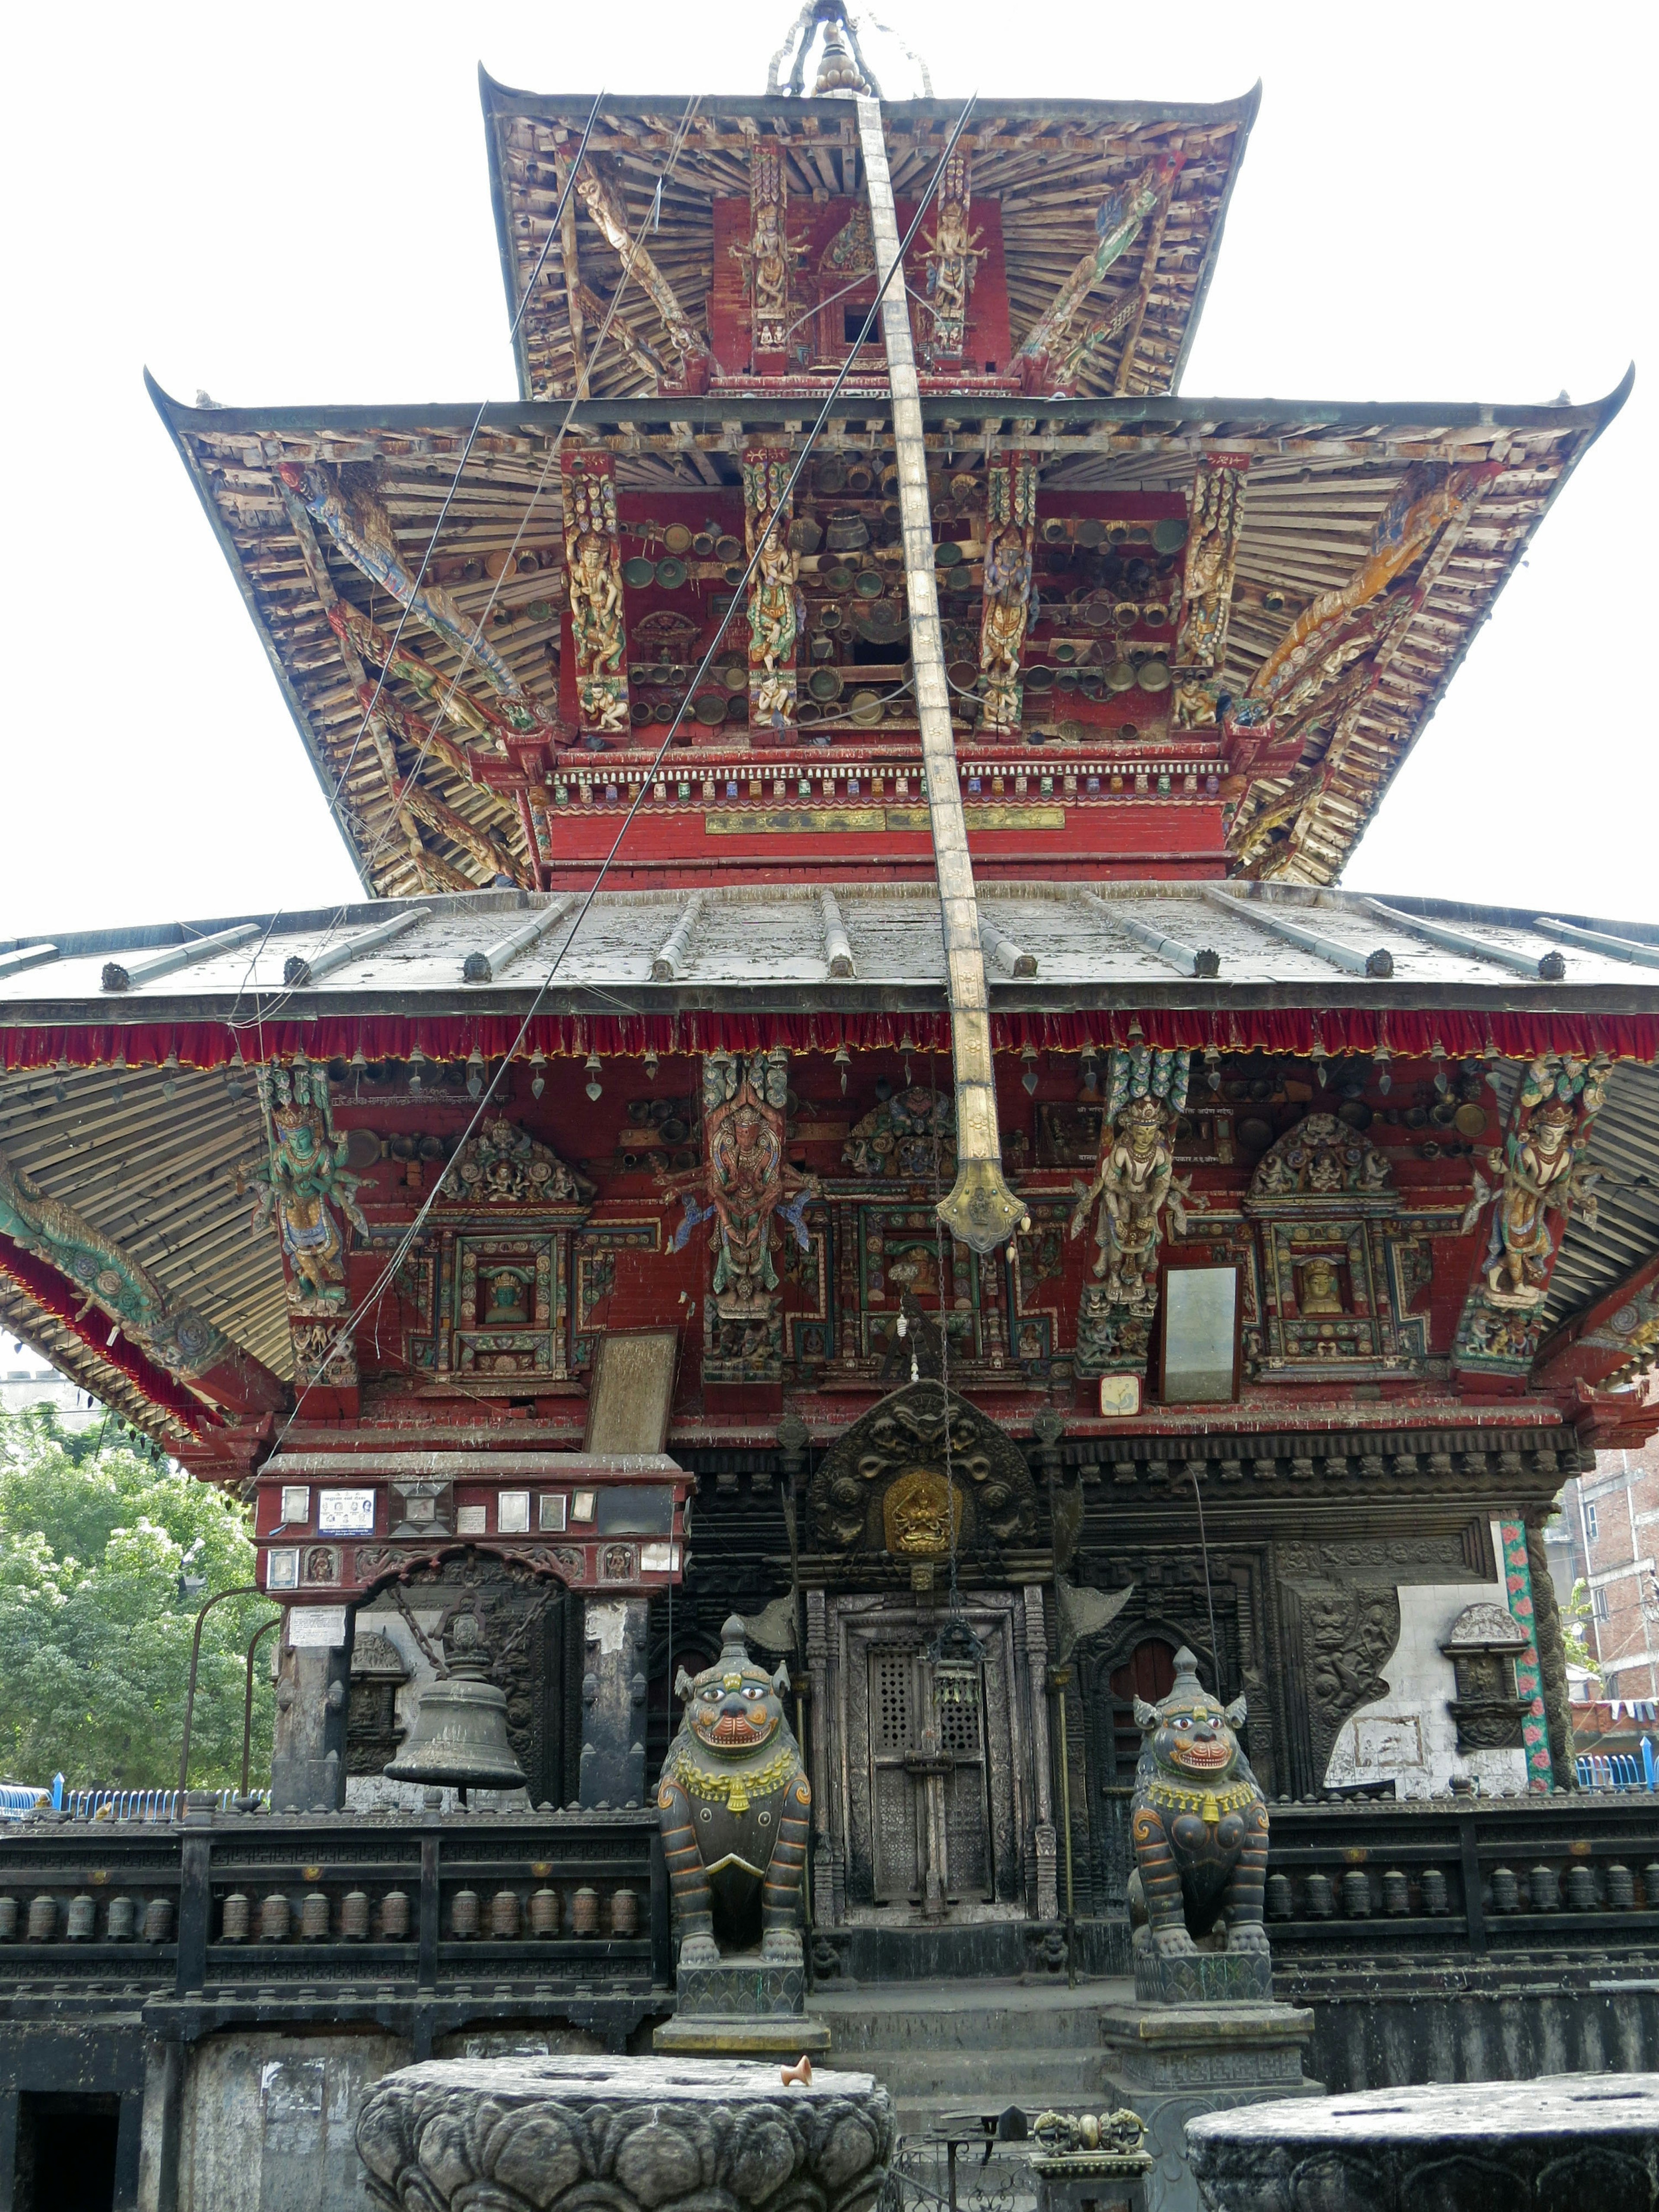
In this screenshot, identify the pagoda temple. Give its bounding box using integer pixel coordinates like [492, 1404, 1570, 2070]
[0, 11, 1656, 2204]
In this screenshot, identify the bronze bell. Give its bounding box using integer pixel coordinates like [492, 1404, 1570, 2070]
[384, 1613, 526, 1795]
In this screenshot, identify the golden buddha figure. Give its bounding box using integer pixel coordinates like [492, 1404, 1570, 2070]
[1299, 1256, 1345, 1316]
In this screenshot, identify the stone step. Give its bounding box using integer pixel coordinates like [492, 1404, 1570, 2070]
[814, 1978, 1124, 2054]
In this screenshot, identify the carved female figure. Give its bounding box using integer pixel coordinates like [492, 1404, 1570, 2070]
[979, 516, 1033, 729]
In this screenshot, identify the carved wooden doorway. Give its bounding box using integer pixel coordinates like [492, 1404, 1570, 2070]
[832, 1593, 1022, 1918]
[866, 1642, 994, 1905]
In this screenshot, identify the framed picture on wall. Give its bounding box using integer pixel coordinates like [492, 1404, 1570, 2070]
[1155, 1262, 1242, 1405]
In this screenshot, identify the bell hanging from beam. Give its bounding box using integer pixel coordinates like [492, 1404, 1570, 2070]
[384, 1610, 526, 1797]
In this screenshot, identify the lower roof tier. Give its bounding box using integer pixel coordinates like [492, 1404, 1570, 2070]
[0, 882, 1653, 1476]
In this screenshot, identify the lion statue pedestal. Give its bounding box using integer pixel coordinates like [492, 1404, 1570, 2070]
[653, 1616, 830, 2055]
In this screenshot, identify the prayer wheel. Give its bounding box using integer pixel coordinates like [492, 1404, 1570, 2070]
[490, 1890, 520, 1939]
[380, 1891, 411, 1941]
[340, 1891, 370, 1940]
[528, 1888, 560, 1938]
[300, 1891, 331, 1940]
[571, 1885, 600, 1936]
[220, 1893, 250, 1942]
[451, 1889, 481, 1939]
[259, 1894, 291, 1942]
[142, 1899, 173, 1944]
[106, 1896, 136, 1942]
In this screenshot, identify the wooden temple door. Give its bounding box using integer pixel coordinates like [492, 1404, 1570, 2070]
[865, 1639, 995, 1908]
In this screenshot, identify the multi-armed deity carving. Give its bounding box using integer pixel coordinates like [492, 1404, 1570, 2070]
[732, 146, 804, 367]
[979, 455, 1038, 734]
[1069, 1047, 1200, 1376]
[921, 148, 983, 362]
[742, 449, 802, 736]
[1173, 454, 1249, 728]
[0, 1149, 229, 1384]
[560, 450, 629, 737]
[1456, 1053, 1609, 1371]
[248, 1062, 368, 1311]
[662, 1050, 817, 1382]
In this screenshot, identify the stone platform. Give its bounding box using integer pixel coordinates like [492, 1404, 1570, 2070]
[357, 2053, 892, 2212]
[1186, 2072, 1659, 2209]
[1100, 2001, 1322, 2212]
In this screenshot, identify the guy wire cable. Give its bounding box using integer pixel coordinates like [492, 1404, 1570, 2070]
[219, 89, 608, 1034]
[261, 89, 982, 1452]
[1188, 1462, 1222, 1690]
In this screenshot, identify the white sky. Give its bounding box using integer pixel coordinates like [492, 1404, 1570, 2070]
[0, 0, 1648, 939]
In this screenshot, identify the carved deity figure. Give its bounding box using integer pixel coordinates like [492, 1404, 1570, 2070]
[1174, 457, 1247, 675]
[1070, 1097, 1195, 1313]
[561, 453, 629, 736]
[743, 450, 802, 731]
[1128, 1647, 1270, 1964]
[658, 1617, 811, 1966]
[732, 149, 804, 358]
[662, 1052, 816, 1363]
[248, 1063, 368, 1306]
[979, 517, 1034, 731]
[1480, 1056, 1607, 1309]
[922, 154, 984, 357]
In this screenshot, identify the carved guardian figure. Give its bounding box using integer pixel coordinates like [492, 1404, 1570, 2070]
[658, 1617, 810, 1966]
[1128, 1648, 1269, 1964]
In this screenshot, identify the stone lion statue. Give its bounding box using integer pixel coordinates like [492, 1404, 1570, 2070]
[1128, 1647, 1270, 1960]
[658, 1616, 811, 1966]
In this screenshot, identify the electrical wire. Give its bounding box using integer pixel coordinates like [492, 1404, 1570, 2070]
[259, 91, 982, 1457]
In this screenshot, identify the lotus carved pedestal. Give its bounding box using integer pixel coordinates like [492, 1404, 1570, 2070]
[356, 2053, 894, 2212]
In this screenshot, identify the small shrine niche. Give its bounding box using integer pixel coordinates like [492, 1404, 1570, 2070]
[1243, 1113, 1428, 1381]
[407, 1118, 594, 1388]
[1442, 1602, 1533, 1753]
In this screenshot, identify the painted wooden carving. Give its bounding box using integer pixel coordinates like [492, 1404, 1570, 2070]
[572, 163, 715, 392]
[1070, 1047, 1198, 1378]
[979, 455, 1038, 733]
[743, 449, 802, 736]
[0, 1149, 229, 1383]
[842, 1087, 957, 1184]
[921, 147, 982, 362]
[1456, 1054, 1610, 1373]
[1173, 454, 1249, 728]
[250, 1062, 367, 1309]
[560, 451, 629, 738]
[658, 1616, 810, 1965]
[663, 1049, 816, 1384]
[1011, 162, 1174, 395]
[281, 467, 556, 741]
[807, 1379, 1039, 1555]
[733, 146, 803, 369]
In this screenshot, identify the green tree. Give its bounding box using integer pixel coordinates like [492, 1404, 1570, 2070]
[0, 1405, 275, 1790]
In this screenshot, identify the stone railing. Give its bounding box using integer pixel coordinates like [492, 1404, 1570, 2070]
[0, 1792, 669, 2053]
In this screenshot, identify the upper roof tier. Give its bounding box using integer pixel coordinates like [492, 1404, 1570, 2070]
[151, 381, 1627, 899]
[480, 79, 1260, 402]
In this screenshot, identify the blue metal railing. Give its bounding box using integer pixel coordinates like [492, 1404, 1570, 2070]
[1575, 1750, 1653, 1790]
[57, 1787, 265, 1821]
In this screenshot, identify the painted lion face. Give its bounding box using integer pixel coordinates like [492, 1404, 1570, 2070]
[1134, 1647, 1247, 1780]
[680, 1620, 790, 1758]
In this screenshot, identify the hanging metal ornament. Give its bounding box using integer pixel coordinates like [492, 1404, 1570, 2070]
[928, 1611, 985, 1713]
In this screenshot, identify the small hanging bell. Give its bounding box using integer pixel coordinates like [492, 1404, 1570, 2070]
[384, 1614, 526, 1796]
